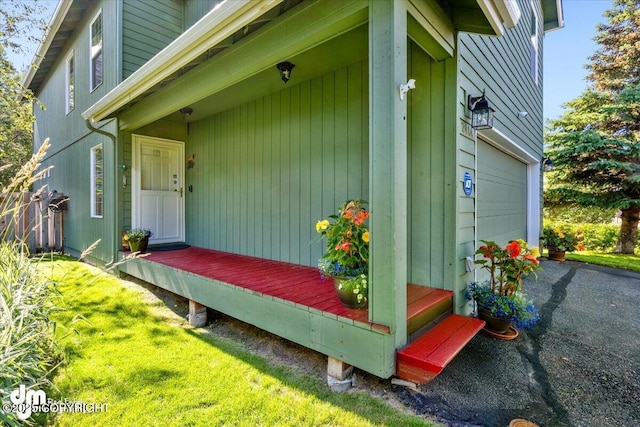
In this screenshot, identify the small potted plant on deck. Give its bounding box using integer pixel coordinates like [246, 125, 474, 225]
[541, 225, 585, 261]
[465, 239, 541, 338]
[315, 200, 370, 309]
[124, 228, 153, 253]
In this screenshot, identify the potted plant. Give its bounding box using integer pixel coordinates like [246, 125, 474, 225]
[124, 228, 152, 253]
[465, 239, 541, 336]
[315, 200, 370, 309]
[541, 226, 585, 261]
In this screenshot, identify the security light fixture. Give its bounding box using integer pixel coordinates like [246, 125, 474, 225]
[467, 91, 495, 130]
[542, 156, 554, 172]
[276, 61, 295, 83]
[179, 107, 193, 118]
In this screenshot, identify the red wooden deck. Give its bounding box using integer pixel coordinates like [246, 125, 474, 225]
[142, 246, 390, 333]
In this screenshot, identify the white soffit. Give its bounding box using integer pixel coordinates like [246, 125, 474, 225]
[21, 0, 71, 91]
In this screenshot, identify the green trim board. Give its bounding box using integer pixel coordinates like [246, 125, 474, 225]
[118, 258, 396, 378]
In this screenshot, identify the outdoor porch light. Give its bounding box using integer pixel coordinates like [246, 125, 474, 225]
[179, 107, 193, 119]
[276, 61, 295, 83]
[468, 91, 495, 130]
[542, 156, 554, 172]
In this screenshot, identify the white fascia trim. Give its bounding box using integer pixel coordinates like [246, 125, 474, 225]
[478, 127, 542, 248]
[476, 0, 504, 36]
[21, 0, 72, 90]
[82, 0, 282, 123]
[476, 0, 522, 36]
[494, 0, 521, 29]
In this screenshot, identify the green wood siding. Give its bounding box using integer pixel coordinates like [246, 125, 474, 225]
[407, 42, 450, 289]
[184, 61, 369, 267]
[458, 0, 544, 157]
[33, 0, 119, 154]
[31, 0, 120, 265]
[39, 121, 117, 264]
[184, 0, 224, 28]
[122, 0, 183, 79]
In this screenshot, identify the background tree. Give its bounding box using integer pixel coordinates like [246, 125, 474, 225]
[545, 0, 640, 254]
[0, 1, 46, 187]
[587, 0, 640, 92]
[545, 85, 640, 254]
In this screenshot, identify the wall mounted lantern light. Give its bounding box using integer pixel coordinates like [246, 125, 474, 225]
[276, 61, 295, 83]
[542, 156, 554, 172]
[467, 91, 495, 130]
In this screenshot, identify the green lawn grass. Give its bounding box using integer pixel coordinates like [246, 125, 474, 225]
[45, 260, 437, 427]
[562, 250, 640, 272]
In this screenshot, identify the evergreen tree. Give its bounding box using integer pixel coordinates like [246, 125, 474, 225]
[586, 0, 640, 92]
[545, 0, 640, 254]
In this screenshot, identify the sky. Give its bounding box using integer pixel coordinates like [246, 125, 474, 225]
[543, 0, 613, 121]
[9, 0, 614, 123]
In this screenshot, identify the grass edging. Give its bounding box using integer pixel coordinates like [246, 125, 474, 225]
[544, 250, 640, 272]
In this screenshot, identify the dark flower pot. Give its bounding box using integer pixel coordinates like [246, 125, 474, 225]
[129, 237, 149, 253]
[548, 249, 566, 261]
[333, 276, 367, 309]
[478, 306, 511, 334]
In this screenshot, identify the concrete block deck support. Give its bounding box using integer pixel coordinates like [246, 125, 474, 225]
[327, 356, 355, 392]
[189, 300, 207, 327]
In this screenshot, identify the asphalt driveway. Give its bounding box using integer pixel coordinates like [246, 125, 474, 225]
[395, 259, 640, 427]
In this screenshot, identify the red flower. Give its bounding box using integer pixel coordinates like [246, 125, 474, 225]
[506, 241, 521, 258]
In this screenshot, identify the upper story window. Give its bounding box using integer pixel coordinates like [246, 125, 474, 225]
[65, 51, 74, 113]
[91, 144, 104, 218]
[530, 1, 540, 84]
[90, 10, 103, 91]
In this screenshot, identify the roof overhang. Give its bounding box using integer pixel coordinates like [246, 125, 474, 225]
[83, 0, 282, 123]
[475, 0, 521, 36]
[22, 0, 90, 94]
[444, 0, 521, 37]
[541, 0, 564, 32]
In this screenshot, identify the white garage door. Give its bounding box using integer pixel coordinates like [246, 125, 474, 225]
[477, 139, 528, 246]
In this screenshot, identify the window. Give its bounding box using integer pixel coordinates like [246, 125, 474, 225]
[91, 144, 104, 218]
[530, 2, 539, 83]
[65, 51, 74, 113]
[90, 10, 103, 91]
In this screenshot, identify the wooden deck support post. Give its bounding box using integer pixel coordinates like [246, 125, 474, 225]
[327, 356, 354, 391]
[188, 300, 207, 327]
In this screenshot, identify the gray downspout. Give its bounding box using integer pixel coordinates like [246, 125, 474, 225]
[85, 119, 118, 266]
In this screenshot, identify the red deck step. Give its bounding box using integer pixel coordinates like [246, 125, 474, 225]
[396, 314, 485, 384]
[406, 284, 453, 337]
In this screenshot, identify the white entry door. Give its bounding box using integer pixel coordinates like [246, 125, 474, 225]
[132, 135, 185, 244]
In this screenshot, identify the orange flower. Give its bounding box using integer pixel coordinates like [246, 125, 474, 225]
[336, 242, 350, 252]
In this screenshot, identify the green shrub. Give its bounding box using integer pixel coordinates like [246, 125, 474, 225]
[0, 242, 63, 426]
[544, 220, 639, 252]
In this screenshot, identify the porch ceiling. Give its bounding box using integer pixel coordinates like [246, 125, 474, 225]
[81, 0, 298, 124]
[112, 0, 369, 131]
